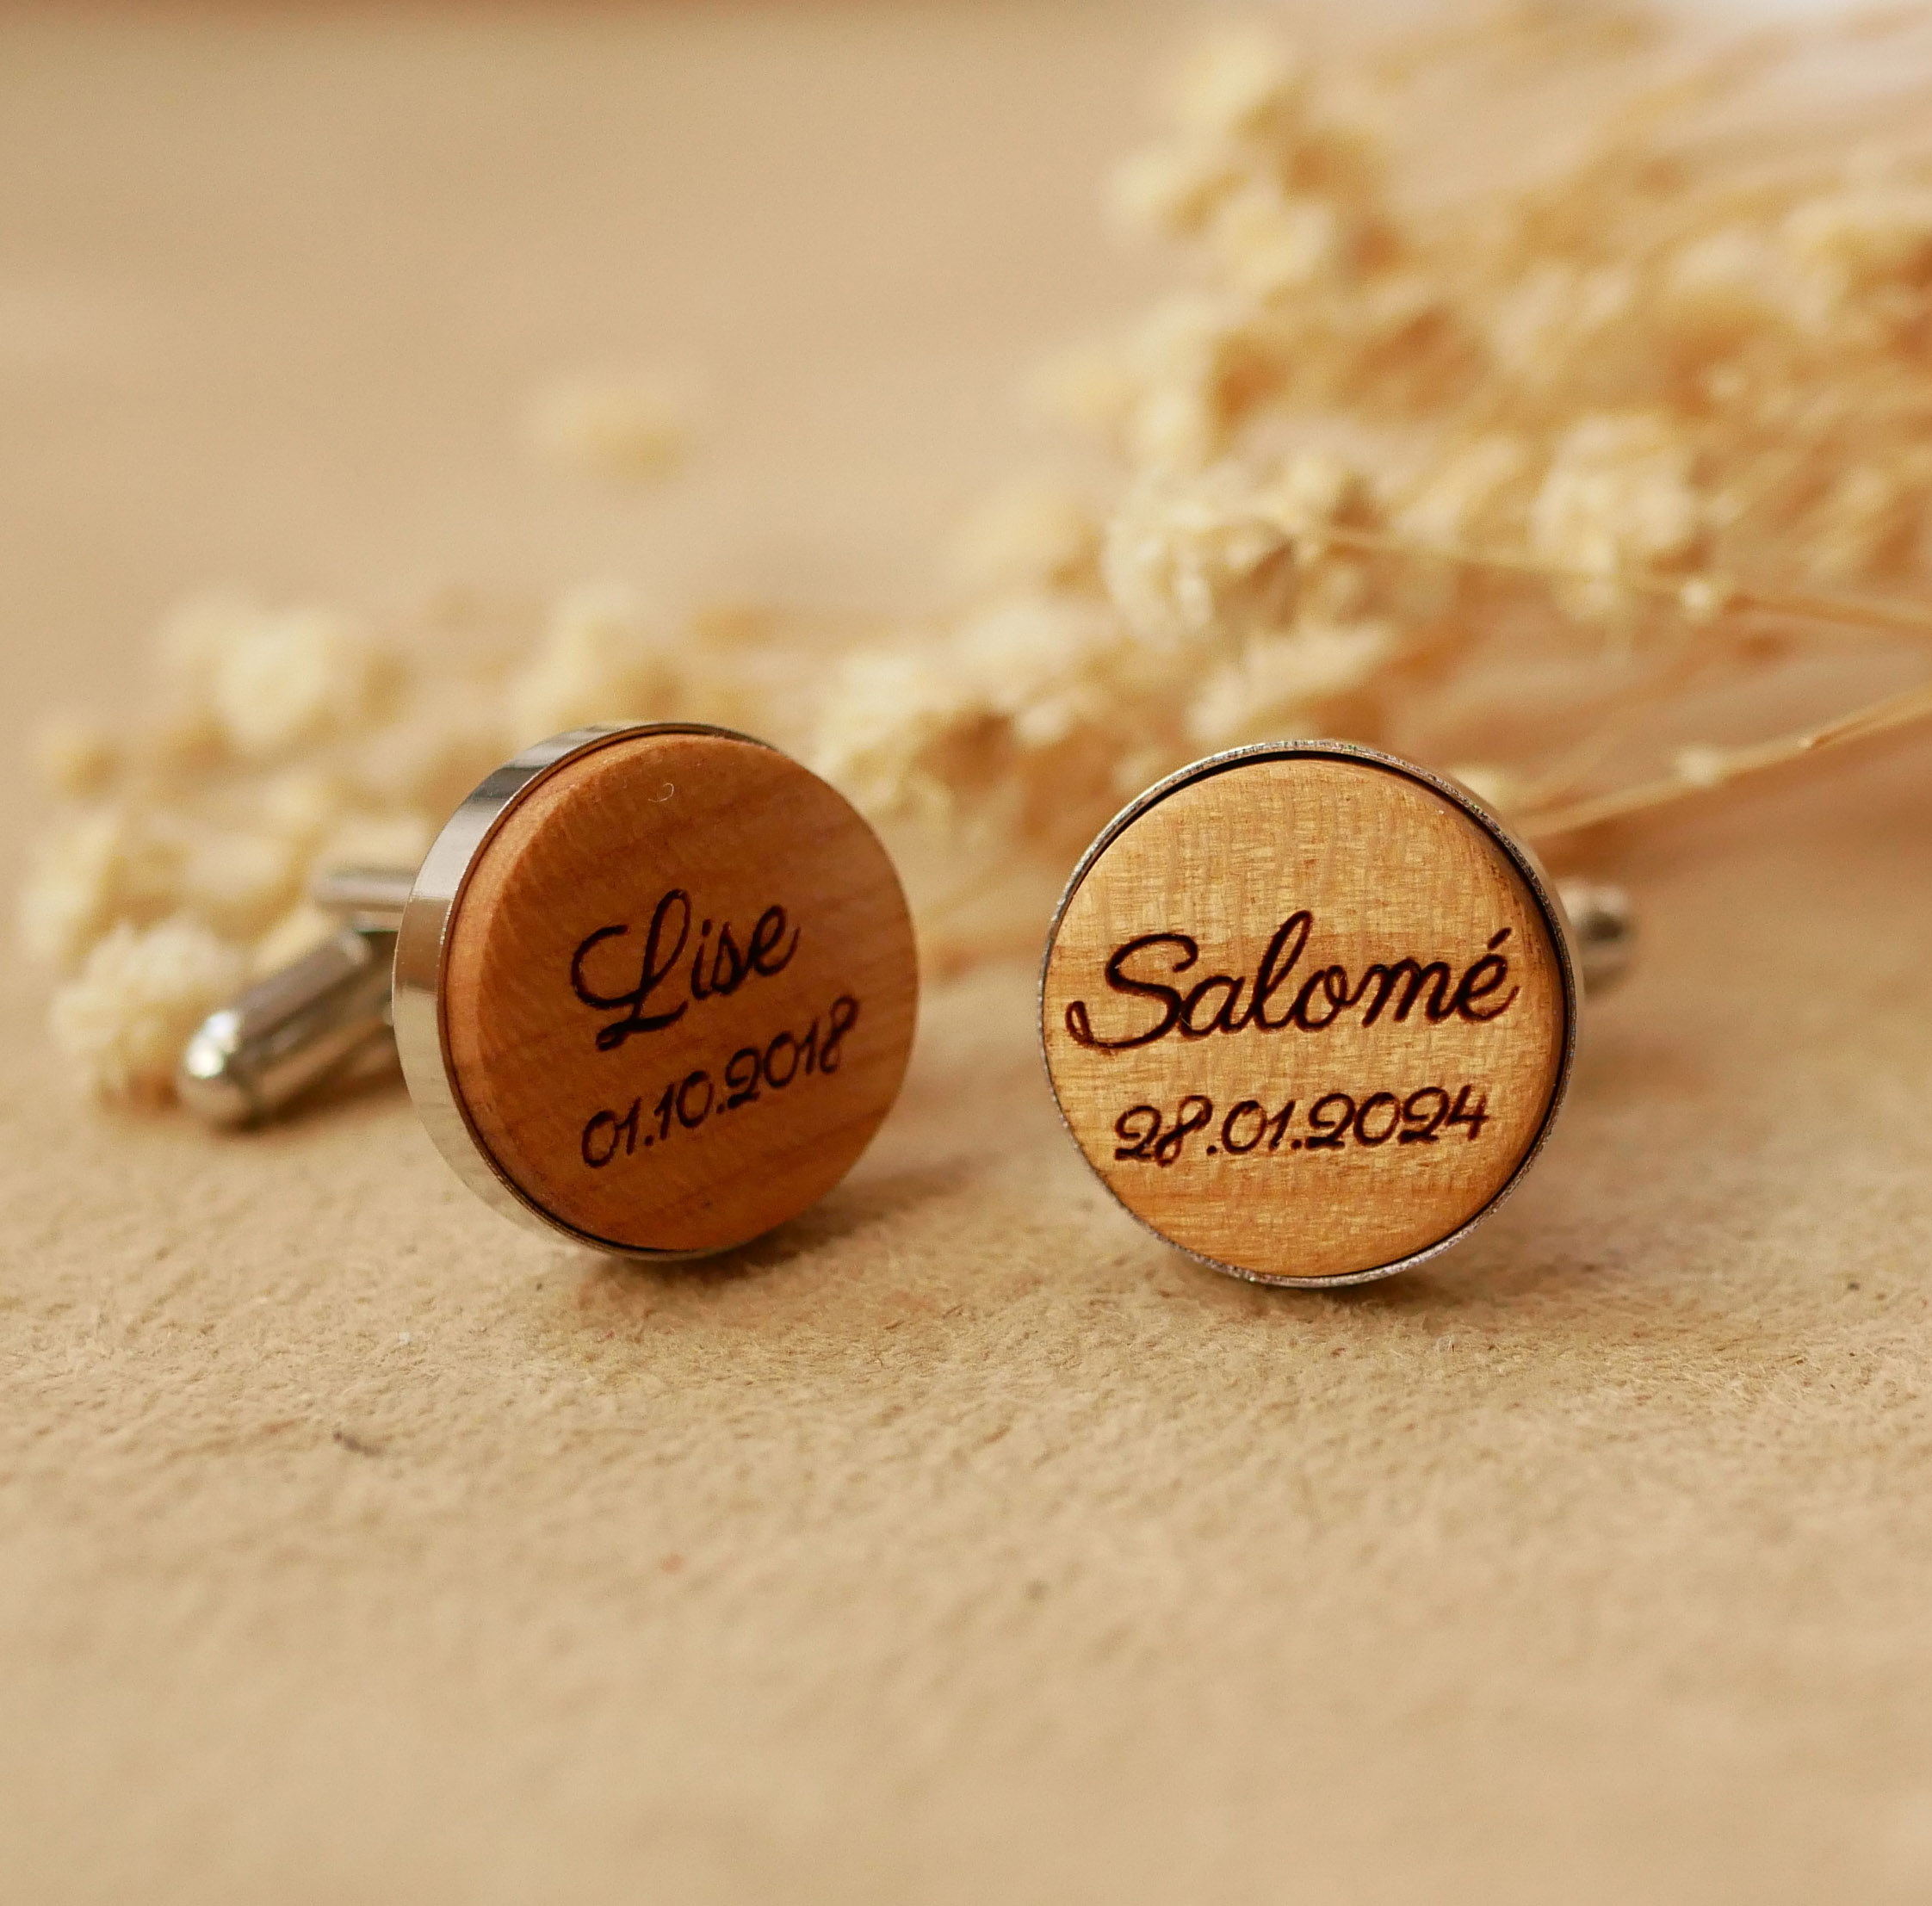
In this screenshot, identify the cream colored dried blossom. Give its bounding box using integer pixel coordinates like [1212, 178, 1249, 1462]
[1186, 621, 1396, 751]
[1108, 139, 1248, 242]
[31, 712, 119, 800]
[1027, 337, 1142, 439]
[154, 591, 388, 761]
[1102, 449, 1377, 649]
[258, 769, 350, 845]
[947, 477, 1102, 595]
[819, 594, 1202, 881]
[1529, 412, 1704, 588]
[21, 542, 715, 1109]
[1169, 24, 1381, 202]
[154, 588, 261, 690]
[1207, 183, 1347, 299]
[1102, 463, 1297, 647]
[1493, 260, 1634, 357]
[807, 8, 1932, 901]
[811, 647, 986, 825]
[1114, 294, 1269, 468]
[208, 603, 391, 760]
[20, 810, 132, 973]
[1782, 184, 1932, 333]
[1805, 459, 1926, 581]
[25, 785, 362, 976]
[170, 825, 299, 940]
[18, 809, 176, 974]
[952, 616, 1197, 860]
[955, 597, 1149, 749]
[1395, 436, 1530, 548]
[1256, 448, 1378, 557]
[1169, 25, 1309, 146]
[348, 687, 506, 819]
[505, 583, 676, 746]
[527, 373, 690, 484]
[1661, 229, 1791, 352]
[1103, 22, 1396, 428]
[50, 918, 248, 1104]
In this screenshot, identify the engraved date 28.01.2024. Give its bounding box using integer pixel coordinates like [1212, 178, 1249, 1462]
[579, 993, 860, 1169]
[1113, 1084, 1491, 1167]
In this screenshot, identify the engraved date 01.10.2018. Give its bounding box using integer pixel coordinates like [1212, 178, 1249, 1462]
[1113, 1084, 1490, 1167]
[579, 994, 860, 1168]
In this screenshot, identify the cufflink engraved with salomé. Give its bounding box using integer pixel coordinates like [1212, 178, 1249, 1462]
[180, 724, 920, 1259]
[1038, 740, 1632, 1288]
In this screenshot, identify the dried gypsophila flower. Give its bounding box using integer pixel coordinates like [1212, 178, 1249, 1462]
[28, 1, 1932, 1097]
[525, 371, 692, 485]
[50, 918, 250, 1104]
[18, 565, 836, 1102]
[801, 1, 1932, 945]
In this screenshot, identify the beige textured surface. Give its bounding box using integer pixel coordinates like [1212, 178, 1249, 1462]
[6, 9, 1932, 1903]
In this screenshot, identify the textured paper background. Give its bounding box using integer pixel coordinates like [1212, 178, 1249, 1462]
[5, 8, 1932, 1902]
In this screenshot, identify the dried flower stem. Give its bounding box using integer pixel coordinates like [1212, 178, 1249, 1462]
[1318, 524, 1932, 642]
[1519, 673, 1932, 837]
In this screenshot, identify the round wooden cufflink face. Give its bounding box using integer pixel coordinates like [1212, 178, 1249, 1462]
[394, 724, 919, 1258]
[1039, 741, 1579, 1288]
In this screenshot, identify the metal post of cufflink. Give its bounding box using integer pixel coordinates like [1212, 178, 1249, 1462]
[176, 867, 413, 1127]
[1556, 877, 1635, 999]
[176, 722, 920, 1260]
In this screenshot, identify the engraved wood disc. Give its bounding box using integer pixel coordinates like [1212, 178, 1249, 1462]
[425, 727, 918, 1257]
[1039, 742, 1577, 1287]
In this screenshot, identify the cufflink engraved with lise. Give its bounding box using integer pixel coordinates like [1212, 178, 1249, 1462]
[180, 723, 920, 1259]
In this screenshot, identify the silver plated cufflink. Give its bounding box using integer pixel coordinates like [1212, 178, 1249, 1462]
[180, 723, 920, 1259]
[1037, 739, 1632, 1287]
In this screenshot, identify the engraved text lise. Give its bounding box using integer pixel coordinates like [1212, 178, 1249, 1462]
[570, 888, 800, 1051]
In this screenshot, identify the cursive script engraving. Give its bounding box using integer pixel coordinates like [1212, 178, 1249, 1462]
[571, 888, 801, 1052]
[1064, 915, 1520, 1052]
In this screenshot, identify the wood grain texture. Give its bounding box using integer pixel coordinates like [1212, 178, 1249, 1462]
[441, 730, 917, 1254]
[1042, 752, 1570, 1284]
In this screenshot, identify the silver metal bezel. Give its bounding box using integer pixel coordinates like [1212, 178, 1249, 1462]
[392, 721, 778, 1260]
[1037, 738, 1584, 1290]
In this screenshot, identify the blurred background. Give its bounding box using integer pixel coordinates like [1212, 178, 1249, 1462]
[0, 1, 1195, 720]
